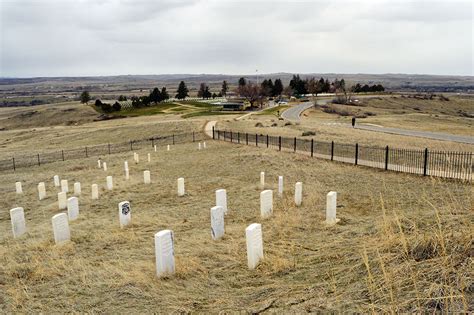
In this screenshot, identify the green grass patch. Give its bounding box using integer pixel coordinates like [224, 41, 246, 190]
[179, 100, 216, 108]
[93, 102, 181, 117]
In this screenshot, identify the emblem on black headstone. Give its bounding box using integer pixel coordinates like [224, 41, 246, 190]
[121, 203, 130, 215]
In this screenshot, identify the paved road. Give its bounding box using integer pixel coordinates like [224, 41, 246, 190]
[281, 99, 474, 145]
[280, 102, 314, 122]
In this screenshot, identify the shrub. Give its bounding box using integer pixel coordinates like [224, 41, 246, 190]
[255, 122, 264, 127]
[302, 131, 316, 136]
[101, 103, 113, 113]
[112, 102, 122, 112]
[271, 123, 278, 127]
[284, 122, 292, 126]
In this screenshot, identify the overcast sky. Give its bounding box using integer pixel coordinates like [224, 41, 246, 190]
[0, 0, 472, 77]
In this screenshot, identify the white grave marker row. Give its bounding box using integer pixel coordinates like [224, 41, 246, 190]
[61, 179, 69, 193]
[295, 182, 302, 206]
[177, 178, 185, 196]
[91, 184, 99, 200]
[119, 201, 131, 228]
[67, 197, 79, 221]
[155, 229, 175, 277]
[216, 189, 228, 214]
[246, 223, 264, 269]
[144, 170, 151, 184]
[210, 206, 225, 240]
[106, 176, 113, 190]
[52, 213, 70, 244]
[15, 182, 22, 194]
[260, 190, 273, 218]
[58, 192, 67, 210]
[74, 182, 81, 195]
[10, 207, 26, 238]
[38, 182, 46, 200]
[54, 175, 60, 187]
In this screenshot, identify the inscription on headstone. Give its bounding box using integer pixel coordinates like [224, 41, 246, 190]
[53, 175, 60, 187]
[15, 182, 23, 194]
[118, 201, 131, 228]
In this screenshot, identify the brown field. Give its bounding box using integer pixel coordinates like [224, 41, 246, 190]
[0, 138, 473, 313]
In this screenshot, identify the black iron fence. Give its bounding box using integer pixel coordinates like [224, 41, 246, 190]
[0, 132, 206, 172]
[212, 128, 473, 182]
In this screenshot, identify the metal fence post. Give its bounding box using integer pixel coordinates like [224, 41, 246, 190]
[294, 137, 296, 152]
[212, 126, 215, 139]
[331, 141, 334, 161]
[423, 148, 429, 176]
[37, 153, 41, 166]
[12, 157, 16, 171]
[256, 134, 258, 146]
[231, 131, 233, 142]
[385, 146, 389, 170]
[218, 130, 220, 140]
[238, 132, 240, 144]
[355, 143, 359, 165]
[279, 136, 281, 151]
[311, 139, 314, 157]
[172, 134, 175, 145]
[152, 138, 155, 147]
[108, 143, 111, 154]
[246, 133, 248, 145]
[85, 147, 88, 157]
[192, 132, 195, 142]
[62, 150, 65, 161]
[266, 135, 269, 148]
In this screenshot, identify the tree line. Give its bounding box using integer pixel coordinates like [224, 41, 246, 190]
[81, 74, 385, 110]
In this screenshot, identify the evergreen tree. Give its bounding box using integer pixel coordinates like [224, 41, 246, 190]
[273, 78, 283, 96]
[221, 80, 228, 96]
[175, 81, 189, 100]
[80, 91, 91, 104]
[238, 77, 247, 87]
[203, 86, 212, 99]
[161, 87, 169, 100]
[198, 83, 207, 99]
[149, 87, 161, 104]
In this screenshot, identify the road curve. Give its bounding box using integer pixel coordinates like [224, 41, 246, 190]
[280, 102, 314, 122]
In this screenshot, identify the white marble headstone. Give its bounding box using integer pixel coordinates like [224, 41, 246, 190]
[10, 207, 26, 238]
[91, 184, 99, 200]
[144, 170, 151, 184]
[52, 213, 70, 244]
[260, 172, 265, 189]
[125, 169, 130, 180]
[295, 182, 302, 206]
[124, 161, 129, 171]
[155, 229, 175, 277]
[177, 178, 185, 196]
[154, 145, 157, 152]
[118, 201, 131, 228]
[216, 189, 228, 214]
[60, 179, 69, 193]
[198, 142, 201, 150]
[246, 223, 264, 269]
[326, 191, 339, 224]
[103, 162, 107, 171]
[58, 191, 67, 210]
[260, 190, 273, 218]
[106, 176, 113, 190]
[147, 153, 151, 162]
[73, 182, 81, 195]
[67, 197, 79, 221]
[210, 206, 225, 240]
[15, 181, 23, 194]
[53, 175, 60, 187]
[98, 159, 102, 168]
[278, 176, 283, 196]
[135, 153, 139, 163]
[38, 182, 46, 200]
[203, 142, 206, 149]
[167, 144, 170, 151]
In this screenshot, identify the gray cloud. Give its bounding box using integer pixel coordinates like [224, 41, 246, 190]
[0, 0, 472, 77]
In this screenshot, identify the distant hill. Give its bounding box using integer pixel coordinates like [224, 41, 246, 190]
[1, 73, 473, 93]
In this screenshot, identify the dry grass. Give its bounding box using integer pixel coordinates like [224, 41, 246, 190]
[1, 139, 472, 312]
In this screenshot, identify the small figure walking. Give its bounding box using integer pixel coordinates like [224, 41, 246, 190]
[351, 117, 356, 128]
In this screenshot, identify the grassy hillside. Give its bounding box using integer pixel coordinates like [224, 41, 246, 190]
[0, 140, 472, 312]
